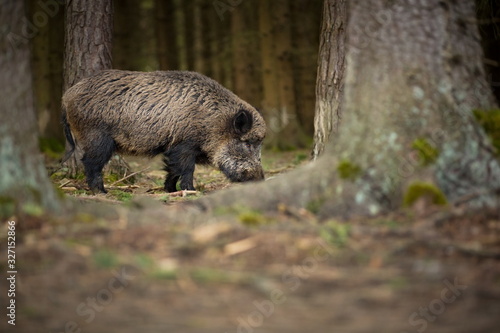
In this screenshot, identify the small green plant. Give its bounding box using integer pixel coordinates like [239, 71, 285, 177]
[190, 268, 231, 284]
[337, 160, 362, 181]
[152, 269, 178, 280]
[239, 209, 266, 226]
[320, 220, 350, 247]
[108, 189, 133, 202]
[403, 182, 447, 206]
[473, 109, 500, 156]
[294, 152, 308, 165]
[412, 138, 439, 166]
[93, 250, 119, 269]
[306, 198, 325, 214]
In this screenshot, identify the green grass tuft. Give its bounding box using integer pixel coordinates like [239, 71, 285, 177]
[93, 250, 119, 269]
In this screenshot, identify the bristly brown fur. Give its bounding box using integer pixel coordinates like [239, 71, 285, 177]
[62, 70, 266, 193]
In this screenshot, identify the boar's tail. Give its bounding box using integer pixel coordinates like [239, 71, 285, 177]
[61, 107, 76, 164]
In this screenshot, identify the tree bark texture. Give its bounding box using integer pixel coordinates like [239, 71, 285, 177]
[312, 0, 347, 160]
[63, 0, 113, 91]
[0, 0, 60, 216]
[193, 0, 500, 218]
[341, 0, 499, 210]
[63, 0, 113, 176]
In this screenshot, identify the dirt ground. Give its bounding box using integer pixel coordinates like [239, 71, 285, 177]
[1, 150, 500, 333]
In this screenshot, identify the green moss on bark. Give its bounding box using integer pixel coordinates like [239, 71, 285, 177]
[412, 138, 439, 166]
[473, 109, 500, 156]
[337, 160, 362, 181]
[403, 182, 447, 206]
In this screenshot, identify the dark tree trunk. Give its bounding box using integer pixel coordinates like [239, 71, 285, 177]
[113, 0, 142, 71]
[272, 0, 308, 149]
[28, 0, 65, 145]
[312, 0, 347, 160]
[0, 0, 60, 217]
[291, 0, 323, 137]
[194, 0, 500, 217]
[63, 0, 113, 91]
[63, 0, 113, 176]
[156, 0, 178, 70]
[232, 0, 261, 108]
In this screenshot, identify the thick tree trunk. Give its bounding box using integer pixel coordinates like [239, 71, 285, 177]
[63, 0, 113, 91]
[342, 0, 499, 210]
[0, 0, 60, 217]
[194, 0, 500, 217]
[312, 0, 347, 160]
[63, 0, 113, 177]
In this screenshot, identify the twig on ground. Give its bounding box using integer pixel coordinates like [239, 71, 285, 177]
[168, 190, 199, 197]
[59, 180, 72, 188]
[110, 167, 150, 186]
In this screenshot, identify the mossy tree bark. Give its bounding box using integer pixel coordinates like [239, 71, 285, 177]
[193, 0, 500, 217]
[312, 0, 347, 160]
[0, 0, 61, 217]
[63, 0, 113, 177]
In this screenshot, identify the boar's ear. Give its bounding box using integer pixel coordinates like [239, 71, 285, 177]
[233, 109, 253, 135]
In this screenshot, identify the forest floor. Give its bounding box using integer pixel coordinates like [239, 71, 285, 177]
[1, 150, 500, 333]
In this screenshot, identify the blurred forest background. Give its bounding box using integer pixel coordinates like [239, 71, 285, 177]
[27, 0, 500, 155]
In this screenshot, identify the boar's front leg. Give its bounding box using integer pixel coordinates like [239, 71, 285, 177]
[163, 144, 197, 192]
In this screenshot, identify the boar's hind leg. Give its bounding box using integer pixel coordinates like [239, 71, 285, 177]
[81, 135, 115, 194]
[163, 146, 197, 192]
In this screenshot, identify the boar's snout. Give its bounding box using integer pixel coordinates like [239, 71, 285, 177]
[219, 160, 265, 183]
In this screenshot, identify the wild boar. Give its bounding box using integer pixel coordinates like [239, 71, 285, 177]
[61, 70, 266, 193]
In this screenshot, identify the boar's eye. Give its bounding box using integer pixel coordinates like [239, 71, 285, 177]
[233, 110, 253, 135]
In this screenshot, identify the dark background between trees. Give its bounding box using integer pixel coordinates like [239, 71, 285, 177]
[28, 0, 323, 152]
[26, 0, 500, 154]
